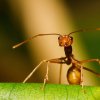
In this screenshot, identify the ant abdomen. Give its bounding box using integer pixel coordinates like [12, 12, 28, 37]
[67, 64, 81, 85]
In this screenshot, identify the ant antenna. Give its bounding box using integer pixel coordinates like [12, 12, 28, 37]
[12, 33, 60, 49]
[12, 28, 100, 49]
[68, 28, 100, 35]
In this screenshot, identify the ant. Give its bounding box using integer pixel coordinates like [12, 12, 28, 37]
[13, 28, 100, 89]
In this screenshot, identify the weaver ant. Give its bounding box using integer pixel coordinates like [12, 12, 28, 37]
[13, 28, 100, 88]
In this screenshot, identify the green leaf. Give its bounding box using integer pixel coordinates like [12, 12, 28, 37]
[0, 83, 100, 100]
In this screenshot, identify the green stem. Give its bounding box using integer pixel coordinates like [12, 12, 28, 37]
[0, 83, 100, 100]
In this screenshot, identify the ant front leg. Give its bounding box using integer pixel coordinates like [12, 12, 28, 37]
[23, 57, 66, 89]
[42, 57, 67, 89]
[48, 57, 67, 84]
[45, 57, 67, 85]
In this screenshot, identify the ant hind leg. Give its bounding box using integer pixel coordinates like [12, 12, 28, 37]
[80, 66, 84, 88]
[81, 59, 100, 65]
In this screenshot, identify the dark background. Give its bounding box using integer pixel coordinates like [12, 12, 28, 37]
[0, 0, 100, 85]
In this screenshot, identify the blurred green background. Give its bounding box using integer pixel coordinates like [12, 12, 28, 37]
[0, 0, 100, 86]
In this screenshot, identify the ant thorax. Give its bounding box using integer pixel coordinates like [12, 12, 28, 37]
[58, 35, 73, 47]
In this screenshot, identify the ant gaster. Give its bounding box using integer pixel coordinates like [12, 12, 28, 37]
[13, 28, 100, 88]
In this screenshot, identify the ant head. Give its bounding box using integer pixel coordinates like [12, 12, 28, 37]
[58, 35, 73, 47]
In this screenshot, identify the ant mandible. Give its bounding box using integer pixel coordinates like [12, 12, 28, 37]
[13, 28, 100, 88]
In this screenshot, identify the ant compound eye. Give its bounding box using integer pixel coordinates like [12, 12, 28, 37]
[58, 37, 60, 40]
[58, 35, 62, 40]
[70, 36, 73, 40]
[59, 41, 63, 46]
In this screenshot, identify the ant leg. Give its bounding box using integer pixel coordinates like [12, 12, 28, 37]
[48, 57, 66, 64]
[23, 60, 47, 83]
[80, 65, 84, 88]
[80, 59, 100, 64]
[42, 61, 49, 90]
[23, 57, 66, 90]
[59, 63, 62, 84]
[47, 57, 66, 84]
[71, 57, 84, 87]
[83, 67, 100, 77]
[41, 57, 66, 89]
[23, 57, 66, 83]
